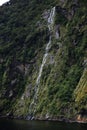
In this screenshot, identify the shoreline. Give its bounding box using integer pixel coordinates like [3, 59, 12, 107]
[0, 115, 87, 124]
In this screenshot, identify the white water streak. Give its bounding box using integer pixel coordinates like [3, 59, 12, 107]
[36, 7, 55, 85]
[29, 7, 56, 115]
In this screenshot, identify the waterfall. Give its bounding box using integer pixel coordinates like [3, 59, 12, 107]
[36, 36, 51, 85]
[28, 7, 56, 119]
[36, 7, 55, 86]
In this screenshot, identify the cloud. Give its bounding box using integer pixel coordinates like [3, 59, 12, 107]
[0, 0, 10, 6]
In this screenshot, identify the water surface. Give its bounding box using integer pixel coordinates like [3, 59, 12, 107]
[0, 119, 87, 130]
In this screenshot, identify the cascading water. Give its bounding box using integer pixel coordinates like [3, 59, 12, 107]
[28, 7, 56, 119]
[36, 7, 55, 86]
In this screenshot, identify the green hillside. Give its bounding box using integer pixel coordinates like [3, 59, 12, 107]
[0, 0, 87, 122]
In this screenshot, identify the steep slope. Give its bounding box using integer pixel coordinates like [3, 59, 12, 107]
[0, 0, 87, 122]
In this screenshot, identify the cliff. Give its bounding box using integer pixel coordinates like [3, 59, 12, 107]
[0, 0, 87, 122]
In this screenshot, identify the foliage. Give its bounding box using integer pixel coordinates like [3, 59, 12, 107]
[0, 0, 86, 119]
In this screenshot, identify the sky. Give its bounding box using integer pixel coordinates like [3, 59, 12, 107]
[0, 0, 10, 6]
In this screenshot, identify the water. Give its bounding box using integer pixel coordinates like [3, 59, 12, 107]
[28, 7, 56, 116]
[36, 7, 55, 86]
[0, 119, 87, 130]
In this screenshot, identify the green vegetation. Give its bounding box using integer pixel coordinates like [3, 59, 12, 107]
[0, 0, 87, 121]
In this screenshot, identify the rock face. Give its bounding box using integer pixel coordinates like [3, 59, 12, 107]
[0, 0, 87, 122]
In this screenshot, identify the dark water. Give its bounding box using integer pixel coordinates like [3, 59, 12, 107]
[0, 119, 87, 130]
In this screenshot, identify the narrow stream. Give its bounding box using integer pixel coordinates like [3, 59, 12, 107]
[28, 7, 56, 117]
